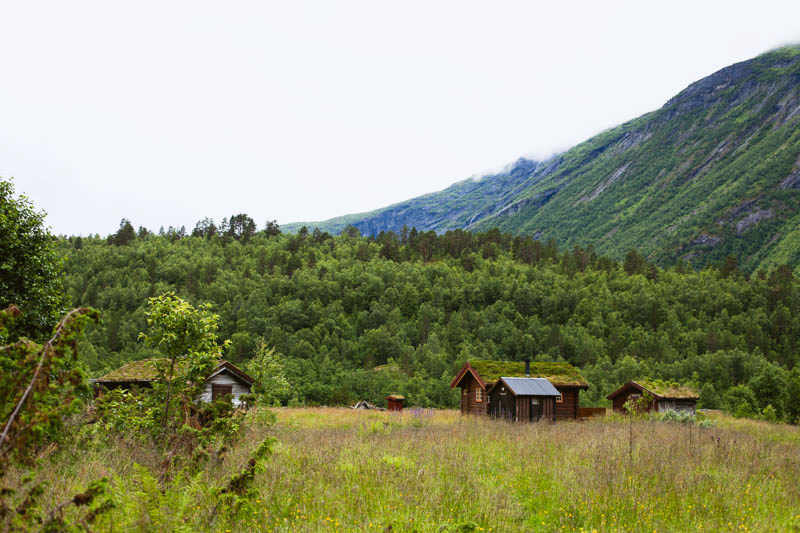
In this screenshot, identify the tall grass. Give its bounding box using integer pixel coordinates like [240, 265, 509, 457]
[28, 408, 800, 531]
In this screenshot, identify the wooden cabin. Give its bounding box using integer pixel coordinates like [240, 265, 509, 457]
[607, 380, 699, 414]
[450, 360, 589, 420]
[93, 359, 254, 406]
[386, 395, 405, 412]
[487, 377, 560, 422]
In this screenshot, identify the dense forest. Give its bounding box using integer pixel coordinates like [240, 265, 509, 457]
[60, 217, 800, 423]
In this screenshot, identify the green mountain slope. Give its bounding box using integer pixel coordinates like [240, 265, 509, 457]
[288, 46, 800, 273]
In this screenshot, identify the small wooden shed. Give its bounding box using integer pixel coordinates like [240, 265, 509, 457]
[386, 395, 405, 412]
[93, 359, 254, 406]
[198, 361, 255, 406]
[607, 380, 699, 414]
[487, 377, 561, 422]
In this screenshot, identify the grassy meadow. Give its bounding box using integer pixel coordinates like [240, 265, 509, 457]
[29, 408, 800, 532]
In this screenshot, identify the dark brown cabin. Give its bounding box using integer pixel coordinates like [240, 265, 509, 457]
[386, 395, 405, 412]
[450, 360, 589, 420]
[487, 377, 559, 422]
[607, 380, 699, 414]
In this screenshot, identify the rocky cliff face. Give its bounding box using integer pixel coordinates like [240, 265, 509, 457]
[283, 157, 545, 236]
[287, 46, 800, 273]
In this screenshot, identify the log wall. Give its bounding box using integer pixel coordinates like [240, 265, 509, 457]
[458, 373, 488, 415]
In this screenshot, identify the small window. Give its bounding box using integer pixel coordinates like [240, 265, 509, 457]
[556, 394, 563, 403]
[499, 386, 506, 396]
[475, 389, 483, 403]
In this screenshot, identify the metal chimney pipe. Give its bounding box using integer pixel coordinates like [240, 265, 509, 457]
[524, 359, 530, 376]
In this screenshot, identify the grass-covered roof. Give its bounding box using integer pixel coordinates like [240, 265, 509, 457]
[97, 359, 252, 386]
[635, 380, 699, 399]
[96, 359, 163, 382]
[468, 360, 588, 387]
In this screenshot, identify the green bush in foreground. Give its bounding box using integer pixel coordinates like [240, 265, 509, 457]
[1, 299, 278, 531]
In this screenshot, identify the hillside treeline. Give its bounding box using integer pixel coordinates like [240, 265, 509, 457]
[61, 221, 800, 422]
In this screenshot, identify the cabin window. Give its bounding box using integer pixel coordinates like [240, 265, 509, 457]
[531, 398, 540, 405]
[463, 389, 468, 397]
[212, 384, 233, 401]
[475, 389, 483, 402]
[556, 394, 563, 403]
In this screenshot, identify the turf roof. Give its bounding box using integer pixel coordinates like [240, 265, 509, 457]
[97, 358, 223, 382]
[96, 359, 163, 382]
[635, 380, 699, 399]
[468, 360, 588, 387]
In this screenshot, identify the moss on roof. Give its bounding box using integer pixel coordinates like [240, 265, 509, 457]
[468, 360, 588, 387]
[96, 359, 163, 382]
[635, 380, 699, 399]
[385, 394, 405, 401]
[97, 358, 226, 382]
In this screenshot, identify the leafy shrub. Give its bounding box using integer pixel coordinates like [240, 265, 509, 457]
[0, 306, 114, 530]
[649, 410, 695, 423]
[761, 404, 778, 423]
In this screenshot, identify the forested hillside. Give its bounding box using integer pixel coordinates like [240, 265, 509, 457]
[286, 46, 800, 275]
[62, 224, 800, 422]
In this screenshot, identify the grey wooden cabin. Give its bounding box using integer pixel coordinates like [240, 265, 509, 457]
[198, 361, 254, 406]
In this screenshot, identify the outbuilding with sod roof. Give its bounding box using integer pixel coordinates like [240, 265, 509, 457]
[92, 359, 254, 406]
[607, 380, 699, 414]
[450, 360, 589, 420]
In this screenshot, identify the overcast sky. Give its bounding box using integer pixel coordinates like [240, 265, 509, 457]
[2, 1, 800, 236]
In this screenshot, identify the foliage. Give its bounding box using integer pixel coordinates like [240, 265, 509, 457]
[648, 409, 697, 424]
[93, 387, 159, 435]
[223, 213, 257, 242]
[60, 225, 800, 422]
[0, 306, 114, 530]
[761, 404, 778, 423]
[0, 306, 98, 474]
[724, 385, 759, 418]
[216, 437, 275, 500]
[138, 292, 229, 442]
[107, 218, 135, 246]
[0, 178, 67, 341]
[245, 341, 291, 406]
[623, 390, 654, 416]
[90, 294, 280, 526]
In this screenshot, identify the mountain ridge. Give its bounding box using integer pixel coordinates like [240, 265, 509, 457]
[286, 45, 800, 273]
